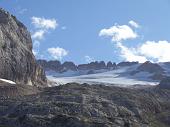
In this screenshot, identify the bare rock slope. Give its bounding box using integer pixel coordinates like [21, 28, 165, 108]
[0, 83, 170, 127]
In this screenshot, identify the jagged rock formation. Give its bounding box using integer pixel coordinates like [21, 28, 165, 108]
[61, 62, 77, 72]
[107, 61, 116, 69]
[37, 60, 117, 73]
[0, 8, 47, 87]
[117, 61, 138, 67]
[0, 83, 170, 127]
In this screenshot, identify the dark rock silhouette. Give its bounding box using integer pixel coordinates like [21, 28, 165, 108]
[117, 61, 138, 67]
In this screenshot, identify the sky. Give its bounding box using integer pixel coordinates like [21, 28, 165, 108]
[1, 0, 170, 64]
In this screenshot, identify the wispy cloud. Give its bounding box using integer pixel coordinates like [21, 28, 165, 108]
[32, 30, 45, 40]
[129, 20, 140, 28]
[47, 47, 68, 60]
[31, 17, 58, 30]
[85, 55, 95, 63]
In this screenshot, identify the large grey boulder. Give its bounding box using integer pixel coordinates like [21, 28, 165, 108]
[0, 8, 47, 87]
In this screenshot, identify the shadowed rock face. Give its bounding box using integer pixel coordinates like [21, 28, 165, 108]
[0, 8, 47, 87]
[159, 77, 170, 89]
[137, 61, 164, 74]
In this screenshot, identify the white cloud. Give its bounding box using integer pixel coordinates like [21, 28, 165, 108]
[32, 30, 45, 40]
[85, 55, 94, 63]
[31, 17, 58, 40]
[31, 17, 58, 30]
[117, 42, 147, 63]
[116, 40, 170, 63]
[139, 41, 170, 62]
[129, 20, 140, 28]
[99, 24, 138, 42]
[47, 47, 68, 60]
[31, 17, 59, 57]
[99, 21, 170, 63]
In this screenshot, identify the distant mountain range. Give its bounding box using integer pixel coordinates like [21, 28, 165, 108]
[37, 60, 170, 86]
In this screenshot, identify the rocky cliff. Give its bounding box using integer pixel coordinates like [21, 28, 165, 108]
[0, 8, 47, 87]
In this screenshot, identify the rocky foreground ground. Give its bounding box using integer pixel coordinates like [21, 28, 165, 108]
[0, 83, 170, 127]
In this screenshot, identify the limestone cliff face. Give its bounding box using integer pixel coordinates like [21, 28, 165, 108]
[0, 8, 47, 87]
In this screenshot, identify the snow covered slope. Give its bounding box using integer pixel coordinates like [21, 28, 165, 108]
[47, 64, 159, 87]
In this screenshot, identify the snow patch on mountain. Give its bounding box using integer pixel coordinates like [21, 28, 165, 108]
[0, 78, 16, 84]
[47, 64, 159, 87]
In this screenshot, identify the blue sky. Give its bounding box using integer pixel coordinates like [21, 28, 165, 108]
[1, 0, 170, 64]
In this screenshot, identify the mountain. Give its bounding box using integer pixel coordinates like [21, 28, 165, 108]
[0, 8, 47, 87]
[42, 61, 169, 86]
[37, 60, 117, 75]
[136, 61, 164, 74]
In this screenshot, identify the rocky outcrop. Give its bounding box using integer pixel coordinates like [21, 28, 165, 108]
[107, 61, 116, 69]
[0, 8, 47, 87]
[137, 61, 164, 74]
[37, 60, 62, 72]
[78, 61, 107, 70]
[61, 62, 77, 72]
